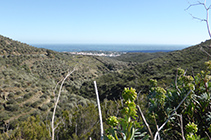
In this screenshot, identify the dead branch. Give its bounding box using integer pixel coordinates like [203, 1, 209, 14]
[137, 105, 154, 140]
[178, 114, 185, 140]
[185, 0, 211, 38]
[200, 46, 211, 57]
[205, 131, 211, 139]
[94, 81, 104, 140]
[51, 69, 75, 140]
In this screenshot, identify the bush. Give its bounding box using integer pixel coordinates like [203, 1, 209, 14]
[16, 91, 21, 95]
[8, 92, 14, 98]
[147, 62, 211, 139]
[6, 99, 16, 104]
[23, 93, 31, 99]
[31, 110, 41, 116]
[0, 105, 4, 110]
[31, 101, 40, 108]
[24, 102, 31, 107]
[40, 94, 48, 99]
[5, 104, 19, 111]
[0, 113, 9, 121]
[47, 102, 53, 108]
[39, 104, 49, 111]
[16, 98, 24, 103]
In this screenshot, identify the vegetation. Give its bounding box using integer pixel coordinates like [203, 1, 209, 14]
[105, 88, 149, 140]
[1, 34, 211, 139]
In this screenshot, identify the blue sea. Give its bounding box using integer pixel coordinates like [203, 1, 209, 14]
[31, 44, 188, 53]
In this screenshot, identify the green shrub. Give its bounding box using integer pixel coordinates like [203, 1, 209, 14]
[31, 101, 40, 108]
[24, 102, 31, 107]
[40, 94, 48, 99]
[39, 104, 49, 111]
[8, 92, 14, 98]
[16, 98, 24, 103]
[147, 62, 211, 139]
[47, 102, 53, 108]
[23, 93, 31, 99]
[16, 91, 21, 95]
[0, 105, 4, 110]
[5, 104, 19, 111]
[0, 113, 9, 121]
[6, 99, 16, 104]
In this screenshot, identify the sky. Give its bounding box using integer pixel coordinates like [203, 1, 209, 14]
[0, 0, 211, 45]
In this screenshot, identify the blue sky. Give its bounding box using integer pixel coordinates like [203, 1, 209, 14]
[0, 0, 210, 45]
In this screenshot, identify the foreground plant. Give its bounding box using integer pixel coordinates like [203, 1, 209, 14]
[148, 61, 211, 139]
[104, 87, 149, 140]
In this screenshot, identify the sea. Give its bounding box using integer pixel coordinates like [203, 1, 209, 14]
[31, 44, 188, 53]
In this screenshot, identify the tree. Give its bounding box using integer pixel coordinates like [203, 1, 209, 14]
[186, 0, 211, 38]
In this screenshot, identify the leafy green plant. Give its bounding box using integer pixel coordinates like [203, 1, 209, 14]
[185, 122, 201, 140]
[104, 87, 149, 140]
[147, 61, 211, 139]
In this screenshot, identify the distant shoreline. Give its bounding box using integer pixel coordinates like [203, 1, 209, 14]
[65, 50, 173, 57]
[32, 44, 186, 53]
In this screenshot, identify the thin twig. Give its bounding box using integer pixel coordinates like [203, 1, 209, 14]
[205, 131, 211, 140]
[178, 114, 185, 140]
[200, 47, 211, 57]
[185, 0, 211, 38]
[137, 105, 154, 140]
[51, 69, 75, 140]
[53, 78, 63, 96]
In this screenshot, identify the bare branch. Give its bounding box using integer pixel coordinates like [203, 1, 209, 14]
[54, 119, 64, 131]
[208, 5, 211, 10]
[178, 114, 185, 140]
[51, 68, 75, 140]
[189, 13, 206, 22]
[200, 46, 211, 57]
[137, 105, 154, 140]
[205, 131, 211, 139]
[94, 81, 104, 140]
[53, 78, 63, 96]
[185, 2, 204, 11]
[186, 0, 211, 38]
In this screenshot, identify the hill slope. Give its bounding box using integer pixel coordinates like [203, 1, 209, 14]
[78, 41, 210, 100]
[0, 35, 129, 128]
[0, 34, 211, 134]
[113, 51, 167, 63]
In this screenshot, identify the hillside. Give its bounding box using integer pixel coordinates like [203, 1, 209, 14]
[113, 51, 167, 63]
[0, 35, 211, 139]
[78, 41, 210, 100]
[0, 35, 129, 129]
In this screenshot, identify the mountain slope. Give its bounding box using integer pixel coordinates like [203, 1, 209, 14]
[1, 34, 211, 134]
[0, 35, 129, 128]
[78, 41, 210, 100]
[113, 51, 167, 63]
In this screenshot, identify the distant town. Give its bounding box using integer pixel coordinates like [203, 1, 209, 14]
[67, 51, 126, 57]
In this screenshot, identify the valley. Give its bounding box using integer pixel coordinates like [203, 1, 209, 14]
[0, 35, 211, 139]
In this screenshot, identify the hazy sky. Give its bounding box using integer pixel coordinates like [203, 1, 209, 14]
[0, 0, 210, 45]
